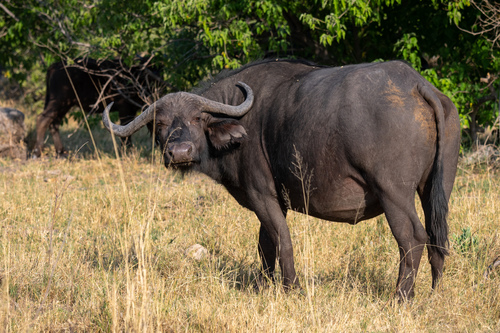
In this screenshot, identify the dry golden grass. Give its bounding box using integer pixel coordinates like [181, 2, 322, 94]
[0, 102, 499, 332]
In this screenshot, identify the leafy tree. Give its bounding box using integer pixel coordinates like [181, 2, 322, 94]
[0, 0, 452, 85]
[0, 0, 498, 147]
[439, 0, 500, 145]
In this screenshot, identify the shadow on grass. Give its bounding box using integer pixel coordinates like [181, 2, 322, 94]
[313, 258, 396, 299]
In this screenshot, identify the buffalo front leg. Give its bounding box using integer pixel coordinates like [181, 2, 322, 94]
[252, 198, 299, 290]
[33, 113, 55, 158]
[257, 225, 277, 285]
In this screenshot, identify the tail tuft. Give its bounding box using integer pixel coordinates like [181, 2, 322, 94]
[428, 161, 449, 258]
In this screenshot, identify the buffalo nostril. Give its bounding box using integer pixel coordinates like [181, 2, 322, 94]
[167, 142, 194, 163]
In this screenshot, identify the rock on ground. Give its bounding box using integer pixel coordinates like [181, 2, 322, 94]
[185, 244, 209, 261]
[0, 107, 26, 160]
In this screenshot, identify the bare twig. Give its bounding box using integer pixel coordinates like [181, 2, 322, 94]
[0, 3, 19, 22]
[456, 0, 500, 48]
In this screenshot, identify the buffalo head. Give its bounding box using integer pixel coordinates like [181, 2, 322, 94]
[103, 82, 254, 169]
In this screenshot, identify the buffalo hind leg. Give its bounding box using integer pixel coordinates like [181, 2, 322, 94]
[380, 191, 428, 300]
[427, 240, 445, 289]
[418, 184, 449, 289]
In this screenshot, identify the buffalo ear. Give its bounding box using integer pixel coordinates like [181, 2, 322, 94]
[207, 118, 247, 150]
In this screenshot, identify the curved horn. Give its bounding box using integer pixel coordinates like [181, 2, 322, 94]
[102, 82, 254, 137]
[197, 81, 254, 117]
[103, 101, 156, 137]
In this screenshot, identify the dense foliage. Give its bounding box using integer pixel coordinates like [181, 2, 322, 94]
[0, 0, 499, 145]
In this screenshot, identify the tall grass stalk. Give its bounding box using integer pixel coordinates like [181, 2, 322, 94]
[291, 147, 317, 327]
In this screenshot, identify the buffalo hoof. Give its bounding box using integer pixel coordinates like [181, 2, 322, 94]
[56, 150, 69, 159]
[393, 285, 415, 303]
[283, 281, 303, 295]
[31, 148, 42, 159]
[253, 275, 272, 293]
[288, 286, 306, 297]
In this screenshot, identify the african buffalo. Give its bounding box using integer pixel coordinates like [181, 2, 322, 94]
[103, 59, 460, 299]
[33, 57, 160, 157]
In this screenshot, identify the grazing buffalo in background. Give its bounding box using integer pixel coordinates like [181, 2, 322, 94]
[33, 57, 162, 157]
[103, 59, 461, 299]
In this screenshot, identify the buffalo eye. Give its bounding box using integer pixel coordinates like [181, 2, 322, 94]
[155, 124, 168, 138]
[154, 128, 163, 144]
[191, 116, 201, 125]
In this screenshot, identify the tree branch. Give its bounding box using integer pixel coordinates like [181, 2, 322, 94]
[0, 3, 19, 22]
[469, 74, 499, 146]
[459, 0, 500, 48]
